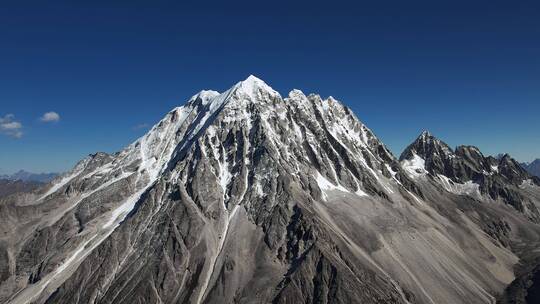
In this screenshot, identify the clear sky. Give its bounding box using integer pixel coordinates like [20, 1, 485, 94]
[1, 0, 539, 174]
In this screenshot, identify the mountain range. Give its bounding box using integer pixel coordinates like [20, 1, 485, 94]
[521, 159, 540, 178]
[0, 170, 58, 183]
[0, 179, 43, 199]
[1, 76, 540, 304]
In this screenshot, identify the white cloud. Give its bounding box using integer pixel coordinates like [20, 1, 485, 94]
[0, 114, 23, 138]
[40, 111, 60, 122]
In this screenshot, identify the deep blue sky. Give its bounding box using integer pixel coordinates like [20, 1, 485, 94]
[1, 0, 539, 174]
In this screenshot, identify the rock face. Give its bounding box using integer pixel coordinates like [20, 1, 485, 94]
[498, 260, 540, 304]
[1, 76, 540, 304]
[400, 131, 540, 222]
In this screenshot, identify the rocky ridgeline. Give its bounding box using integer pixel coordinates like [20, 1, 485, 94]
[1, 76, 540, 304]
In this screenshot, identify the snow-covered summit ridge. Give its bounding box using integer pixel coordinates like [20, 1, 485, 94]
[156, 75, 399, 200]
[182, 75, 359, 116]
[186, 75, 280, 109]
[40, 74, 401, 208]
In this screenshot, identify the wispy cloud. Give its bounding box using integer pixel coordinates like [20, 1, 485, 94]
[40, 111, 60, 122]
[0, 114, 23, 138]
[133, 123, 149, 130]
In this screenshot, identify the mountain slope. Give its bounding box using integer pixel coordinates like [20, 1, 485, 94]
[1, 76, 540, 304]
[0, 179, 42, 199]
[400, 132, 540, 304]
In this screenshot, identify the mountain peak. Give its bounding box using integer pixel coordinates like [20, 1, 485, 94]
[420, 130, 432, 138]
[416, 130, 440, 143]
[495, 153, 508, 160]
[243, 74, 265, 84]
[399, 130, 453, 161]
[233, 75, 279, 100]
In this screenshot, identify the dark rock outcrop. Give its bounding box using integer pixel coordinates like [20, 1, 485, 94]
[400, 131, 540, 221]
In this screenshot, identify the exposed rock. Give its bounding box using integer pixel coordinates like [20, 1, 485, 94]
[400, 131, 540, 222]
[1, 76, 540, 304]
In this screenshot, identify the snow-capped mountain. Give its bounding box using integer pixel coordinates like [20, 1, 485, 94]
[1, 76, 540, 304]
[400, 131, 540, 222]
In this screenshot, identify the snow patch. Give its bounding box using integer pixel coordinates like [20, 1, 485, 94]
[254, 181, 266, 198]
[437, 175, 481, 197]
[219, 150, 232, 195]
[195, 90, 220, 106]
[315, 172, 367, 199]
[520, 179, 536, 189]
[385, 164, 398, 178]
[402, 154, 426, 178]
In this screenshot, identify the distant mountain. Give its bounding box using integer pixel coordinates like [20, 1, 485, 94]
[522, 159, 540, 178]
[0, 170, 58, 183]
[0, 179, 42, 198]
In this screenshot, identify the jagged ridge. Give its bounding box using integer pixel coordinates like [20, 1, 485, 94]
[1, 76, 540, 304]
[400, 131, 540, 221]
